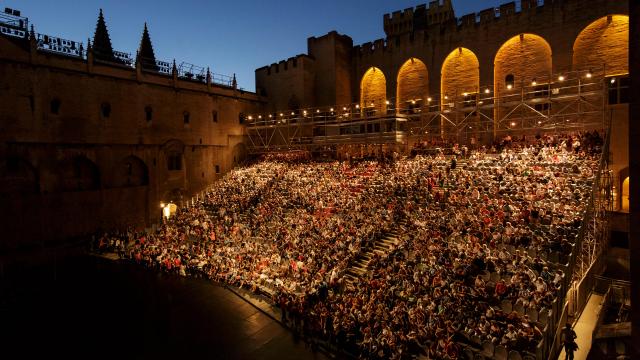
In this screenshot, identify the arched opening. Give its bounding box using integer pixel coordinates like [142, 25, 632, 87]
[360, 67, 387, 116]
[441, 47, 480, 101]
[494, 34, 552, 121]
[57, 156, 101, 192]
[0, 157, 39, 194]
[622, 177, 629, 212]
[573, 15, 629, 76]
[111, 156, 149, 188]
[397, 58, 429, 113]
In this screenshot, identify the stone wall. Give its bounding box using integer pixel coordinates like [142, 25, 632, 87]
[0, 34, 264, 250]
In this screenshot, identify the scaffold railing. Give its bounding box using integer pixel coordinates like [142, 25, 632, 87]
[246, 69, 615, 152]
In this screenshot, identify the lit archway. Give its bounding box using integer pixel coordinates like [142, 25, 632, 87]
[441, 47, 479, 101]
[360, 67, 387, 116]
[494, 34, 552, 122]
[396, 58, 429, 112]
[622, 177, 629, 212]
[573, 15, 628, 76]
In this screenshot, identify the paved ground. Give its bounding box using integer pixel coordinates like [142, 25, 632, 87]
[558, 293, 604, 360]
[0, 255, 329, 360]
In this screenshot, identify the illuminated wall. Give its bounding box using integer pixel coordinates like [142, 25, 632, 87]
[441, 47, 480, 101]
[494, 34, 552, 120]
[573, 15, 629, 75]
[396, 58, 429, 110]
[360, 67, 387, 115]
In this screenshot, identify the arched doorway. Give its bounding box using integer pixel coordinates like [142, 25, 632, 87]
[0, 157, 39, 194]
[396, 58, 429, 113]
[622, 177, 629, 212]
[111, 156, 149, 187]
[57, 156, 101, 192]
[360, 67, 387, 116]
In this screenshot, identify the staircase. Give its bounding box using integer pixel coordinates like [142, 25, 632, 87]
[343, 218, 407, 288]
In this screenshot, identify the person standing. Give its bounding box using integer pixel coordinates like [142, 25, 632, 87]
[562, 323, 578, 360]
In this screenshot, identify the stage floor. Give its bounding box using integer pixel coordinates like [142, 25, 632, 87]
[0, 256, 328, 360]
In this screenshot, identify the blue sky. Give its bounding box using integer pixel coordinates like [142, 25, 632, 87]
[2, 0, 497, 91]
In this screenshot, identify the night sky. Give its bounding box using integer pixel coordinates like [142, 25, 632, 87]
[3, 0, 496, 91]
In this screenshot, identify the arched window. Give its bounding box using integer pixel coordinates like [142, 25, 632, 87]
[50, 98, 61, 114]
[212, 110, 218, 123]
[239, 112, 246, 124]
[145, 106, 153, 122]
[101, 102, 111, 118]
[505, 74, 515, 88]
[183, 111, 190, 125]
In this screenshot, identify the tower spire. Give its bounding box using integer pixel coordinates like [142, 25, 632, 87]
[92, 9, 116, 62]
[137, 23, 159, 71]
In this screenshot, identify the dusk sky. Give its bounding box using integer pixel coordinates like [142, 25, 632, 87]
[4, 0, 497, 91]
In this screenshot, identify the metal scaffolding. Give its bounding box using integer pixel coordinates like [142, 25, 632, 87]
[246, 69, 611, 153]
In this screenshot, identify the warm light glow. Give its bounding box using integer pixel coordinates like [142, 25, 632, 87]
[411, 100, 416, 105]
[510, 121, 516, 126]
[370, 102, 374, 107]
[558, 75, 565, 81]
[507, 84, 513, 90]
[330, 108, 334, 112]
[269, 114, 272, 118]
[427, 97, 432, 102]
[385, 100, 390, 105]
[258, 115, 262, 119]
[316, 109, 320, 113]
[531, 80, 537, 86]
[248, 115, 253, 120]
[291, 112, 295, 115]
[485, 88, 491, 94]
[610, 78, 616, 84]
[355, 104, 360, 108]
[538, 120, 542, 124]
[398, 57, 429, 111]
[342, 107, 347, 111]
[441, 47, 479, 112]
[444, 95, 449, 100]
[303, 110, 307, 115]
[160, 202, 165, 208]
[279, 113, 283, 116]
[361, 66, 387, 113]
[586, 72, 592, 79]
[573, 15, 629, 77]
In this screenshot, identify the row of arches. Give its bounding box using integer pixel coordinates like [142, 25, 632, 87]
[0, 155, 149, 194]
[360, 15, 628, 110]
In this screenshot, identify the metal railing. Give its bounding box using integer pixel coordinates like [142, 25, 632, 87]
[246, 69, 610, 152]
[0, 13, 236, 87]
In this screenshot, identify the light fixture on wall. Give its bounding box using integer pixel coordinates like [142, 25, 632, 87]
[507, 84, 513, 90]
[531, 79, 537, 86]
[558, 75, 565, 81]
[427, 97, 432, 102]
[586, 70, 592, 79]
[485, 88, 491, 94]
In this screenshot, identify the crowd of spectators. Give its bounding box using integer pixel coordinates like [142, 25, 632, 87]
[96, 131, 602, 359]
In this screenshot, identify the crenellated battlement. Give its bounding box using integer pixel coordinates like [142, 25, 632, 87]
[358, 0, 552, 61]
[256, 54, 313, 76]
